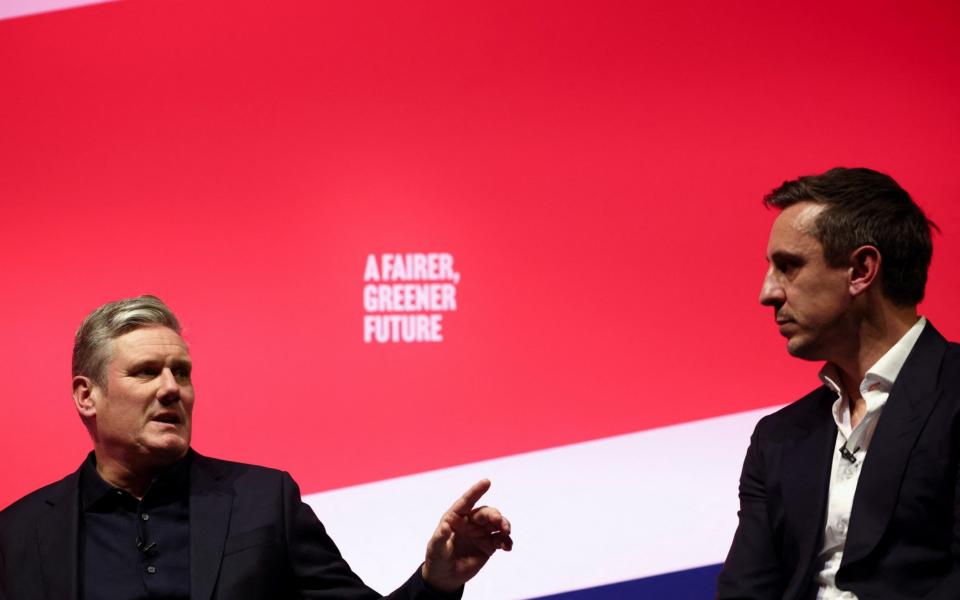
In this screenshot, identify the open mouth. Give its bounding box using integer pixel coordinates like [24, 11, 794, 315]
[152, 414, 182, 424]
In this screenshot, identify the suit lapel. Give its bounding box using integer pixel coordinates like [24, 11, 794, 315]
[841, 324, 948, 566]
[36, 469, 81, 600]
[779, 388, 837, 583]
[190, 454, 234, 600]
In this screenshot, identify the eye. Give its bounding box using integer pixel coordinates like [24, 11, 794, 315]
[173, 366, 192, 382]
[773, 257, 803, 277]
[135, 366, 161, 378]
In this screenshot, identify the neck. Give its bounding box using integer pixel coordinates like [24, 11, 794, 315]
[92, 448, 179, 500]
[828, 300, 919, 426]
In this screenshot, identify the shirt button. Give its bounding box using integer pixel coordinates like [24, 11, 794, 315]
[141, 513, 150, 521]
[147, 566, 156, 574]
[838, 519, 848, 534]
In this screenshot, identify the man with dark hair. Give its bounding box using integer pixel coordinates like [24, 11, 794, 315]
[0, 295, 513, 599]
[717, 168, 959, 599]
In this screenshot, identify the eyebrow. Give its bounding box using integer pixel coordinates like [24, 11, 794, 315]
[768, 250, 805, 264]
[128, 356, 192, 370]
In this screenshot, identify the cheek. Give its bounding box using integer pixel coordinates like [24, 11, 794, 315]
[106, 391, 152, 422]
[804, 290, 849, 322]
[99, 404, 141, 436]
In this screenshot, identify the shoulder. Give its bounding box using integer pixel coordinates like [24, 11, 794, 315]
[908, 322, 960, 389]
[913, 321, 959, 370]
[938, 340, 960, 391]
[190, 452, 300, 493]
[193, 452, 283, 475]
[189, 454, 310, 526]
[752, 385, 834, 441]
[944, 339, 960, 367]
[0, 469, 78, 535]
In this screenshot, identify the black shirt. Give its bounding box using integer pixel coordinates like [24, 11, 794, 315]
[79, 451, 192, 600]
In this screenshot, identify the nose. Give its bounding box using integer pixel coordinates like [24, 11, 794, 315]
[157, 367, 181, 405]
[759, 265, 785, 307]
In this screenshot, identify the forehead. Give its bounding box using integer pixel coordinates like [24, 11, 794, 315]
[766, 202, 825, 256]
[108, 326, 191, 363]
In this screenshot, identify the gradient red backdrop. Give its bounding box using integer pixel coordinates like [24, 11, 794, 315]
[2, 0, 959, 511]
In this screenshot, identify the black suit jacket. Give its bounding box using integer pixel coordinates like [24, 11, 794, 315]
[716, 323, 960, 599]
[0, 453, 456, 600]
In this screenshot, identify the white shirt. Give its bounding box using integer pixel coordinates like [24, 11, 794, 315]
[814, 317, 927, 599]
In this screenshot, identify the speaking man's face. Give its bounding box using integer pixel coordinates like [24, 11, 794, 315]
[759, 202, 853, 361]
[88, 325, 194, 466]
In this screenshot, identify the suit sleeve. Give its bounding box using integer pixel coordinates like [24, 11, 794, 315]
[715, 425, 787, 599]
[921, 444, 960, 600]
[281, 472, 461, 600]
[0, 542, 6, 600]
[918, 350, 960, 600]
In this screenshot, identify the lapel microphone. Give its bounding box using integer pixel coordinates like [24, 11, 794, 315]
[839, 445, 860, 464]
[136, 536, 158, 555]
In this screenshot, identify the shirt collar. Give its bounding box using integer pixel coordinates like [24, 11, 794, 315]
[861, 316, 927, 391]
[818, 316, 926, 395]
[80, 451, 119, 511]
[80, 449, 194, 511]
[818, 317, 926, 434]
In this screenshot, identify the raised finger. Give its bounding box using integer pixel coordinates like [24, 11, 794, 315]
[447, 478, 491, 517]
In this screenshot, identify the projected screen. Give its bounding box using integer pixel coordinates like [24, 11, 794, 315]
[2, 1, 958, 598]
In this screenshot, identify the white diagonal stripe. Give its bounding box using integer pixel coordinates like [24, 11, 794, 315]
[0, 0, 117, 21]
[304, 406, 779, 599]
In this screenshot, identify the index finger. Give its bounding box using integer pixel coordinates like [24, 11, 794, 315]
[448, 478, 491, 517]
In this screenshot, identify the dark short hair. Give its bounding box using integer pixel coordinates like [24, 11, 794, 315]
[72, 295, 181, 387]
[764, 167, 937, 306]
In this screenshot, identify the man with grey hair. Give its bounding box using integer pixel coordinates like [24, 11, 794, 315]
[0, 295, 512, 600]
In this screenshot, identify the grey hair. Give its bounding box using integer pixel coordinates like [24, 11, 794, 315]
[72, 295, 182, 387]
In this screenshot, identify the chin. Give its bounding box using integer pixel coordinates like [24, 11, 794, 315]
[785, 337, 826, 362]
[144, 437, 190, 461]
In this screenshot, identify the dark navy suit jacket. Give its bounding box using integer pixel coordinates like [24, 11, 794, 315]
[716, 323, 960, 599]
[0, 453, 454, 600]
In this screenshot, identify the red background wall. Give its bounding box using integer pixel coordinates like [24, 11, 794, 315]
[2, 0, 959, 509]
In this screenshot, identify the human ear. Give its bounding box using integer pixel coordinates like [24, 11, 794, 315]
[73, 375, 98, 418]
[848, 245, 881, 297]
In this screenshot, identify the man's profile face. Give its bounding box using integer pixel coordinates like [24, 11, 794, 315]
[88, 325, 194, 465]
[759, 201, 853, 361]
